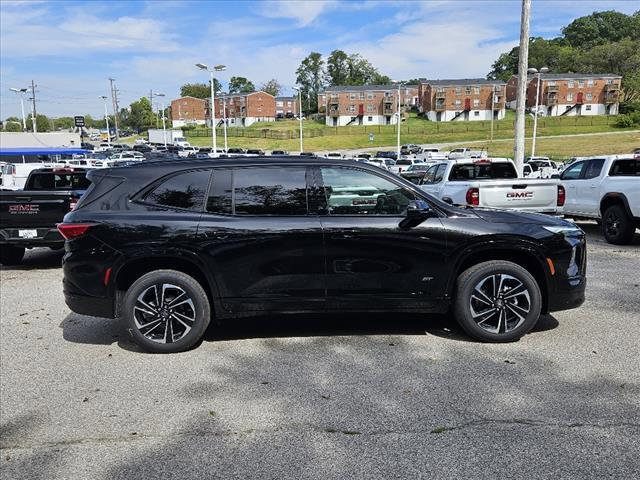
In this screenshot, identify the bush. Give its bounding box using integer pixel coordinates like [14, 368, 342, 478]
[619, 100, 640, 114]
[615, 112, 640, 128]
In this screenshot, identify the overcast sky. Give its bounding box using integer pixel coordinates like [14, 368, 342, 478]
[1, 0, 636, 118]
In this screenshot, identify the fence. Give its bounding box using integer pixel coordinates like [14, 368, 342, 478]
[184, 115, 615, 139]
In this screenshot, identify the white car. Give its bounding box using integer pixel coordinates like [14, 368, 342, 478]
[323, 152, 343, 159]
[389, 158, 425, 175]
[419, 158, 562, 214]
[560, 155, 639, 244]
[109, 151, 145, 161]
[94, 143, 113, 152]
[134, 138, 149, 145]
[448, 147, 486, 160]
[524, 157, 562, 178]
[177, 146, 199, 158]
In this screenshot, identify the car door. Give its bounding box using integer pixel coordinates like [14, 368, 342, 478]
[315, 165, 447, 311]
[560, 161, 587, 214]
[195, 165, 325, 314]
[575, 158, 605, 215]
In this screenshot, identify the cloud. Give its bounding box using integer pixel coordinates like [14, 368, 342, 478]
[260, 0, 337, 27]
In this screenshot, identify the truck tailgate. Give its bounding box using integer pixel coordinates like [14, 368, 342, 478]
[479, 180, 559, 212]
[0, 191, 73, 228]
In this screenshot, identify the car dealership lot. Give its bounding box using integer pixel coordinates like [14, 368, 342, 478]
[1, 222, 639, 479]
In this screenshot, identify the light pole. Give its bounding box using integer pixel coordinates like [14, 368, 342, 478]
[293, 86, 303, 153]
[527, 66, 549, 159]
[222, 93, 228, 152]
[394, 81, 404, 160]
[196, 63, 226, 155]
[155, 93, 167, 147]
[9, 88, 28, 131]
[99, 96, 111, 147]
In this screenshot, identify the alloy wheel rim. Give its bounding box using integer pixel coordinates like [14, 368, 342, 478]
[133, 283, 195, 344]
[469, 273, 531, 334]
[605, 212, 620, 237]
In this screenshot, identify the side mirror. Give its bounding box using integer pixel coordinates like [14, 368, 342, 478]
[400, 200, 435, 229]
[442, 197, 454, 205]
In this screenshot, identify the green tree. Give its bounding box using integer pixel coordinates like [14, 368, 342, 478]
[260, 79, 282, 96]
[26, 114, 50, 132]
[326, 49, 349, 86]
[53, 117, 75, 129]
[4, 117, 22, 131]
[127, 97, 155, 132]
[180, 81, 221, 99]
[562, 10, 637, 49]
[228, 76, 256, 94]
[296, 52, 325, 113]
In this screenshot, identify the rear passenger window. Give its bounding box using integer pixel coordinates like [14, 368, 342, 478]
[233, 167, 308, 215]
[146, 170, 209, 210]
[609, 159, 639, 176]
[583, 159, 605, 179]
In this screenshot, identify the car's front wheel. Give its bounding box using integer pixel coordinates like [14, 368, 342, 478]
[453, 261, 542, 342]
[123, 270, 211, 353]
[602, 205, 635, 245]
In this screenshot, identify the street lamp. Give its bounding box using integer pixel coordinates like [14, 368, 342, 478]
[99, 95, 111, 147]
[393, 81, 404, 160]
[221, 92, 228, 152]
[527, 66, 549, 159]
[9, 87, 28, 131]
[196, 63, 226, 155]
[293, 86, 303, 153]
[155, 93, 167, 147]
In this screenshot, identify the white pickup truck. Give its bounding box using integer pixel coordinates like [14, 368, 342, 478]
[560, 155, 639, 244]
[418, 158, 563, 214]
[447, 147, 487, 160]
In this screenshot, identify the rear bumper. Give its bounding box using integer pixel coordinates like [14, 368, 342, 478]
[63, 276, 115, 319]
[0, 228, 64, 247]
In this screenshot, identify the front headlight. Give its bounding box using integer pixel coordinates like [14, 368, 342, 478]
[542, 225, 583, 235]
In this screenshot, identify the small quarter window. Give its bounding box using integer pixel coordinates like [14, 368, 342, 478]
[146, 170, 209, 210]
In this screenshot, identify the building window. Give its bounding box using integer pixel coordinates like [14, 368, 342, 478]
[606, 79, 613, 85]
[587, 79, 594, 87]
[455, 87, 462, 95]
[366, 104, 374, 112]
[586, 105, 592, 111]
[474, 111, 480, 116]
[586, 93, 593, 101]
[276, 101, 283, 107]
[455, 99, 461, 106]
[367, 91, 373, 99]
[548, 81, 556, 86]
[436, 87, 445, 93]
[349, 104, 356, 113]
[465, 86, 471, 95]
[578, 80, 585, 87]
[367, 116, 373, 121]
[474, 86, 480, 95]
[359, 92, 365, 100]
[567, 93, 573, 102]
[568, 80, 574, 89]
[473, 99, 480, 107]
[349, 93, 356, 100]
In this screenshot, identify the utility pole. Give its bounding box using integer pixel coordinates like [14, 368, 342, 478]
[490, 84, 496, 142]
[513, 0, 531, 177]
[31, 80, 38, 133]
[109, 78, 120, 140]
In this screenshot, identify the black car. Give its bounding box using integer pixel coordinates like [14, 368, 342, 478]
[227, 148, 246, 155]
[376, 151, 398, 160]
[132, 144, 153, 153]
[59, 157, 586, 353]
[81, 142, 94, 151]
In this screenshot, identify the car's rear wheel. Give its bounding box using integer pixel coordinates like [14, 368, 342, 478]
[123, 270, 210, 353]
[453, 261, 542, 342]
[0, 246, 25, 265]
[602, 205, 635, 245]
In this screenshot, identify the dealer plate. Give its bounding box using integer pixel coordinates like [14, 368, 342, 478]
[18, 229, 38, 239]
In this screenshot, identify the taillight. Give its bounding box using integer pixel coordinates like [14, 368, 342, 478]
[466, 187, 479, 206]
[57, 223, 95, 240]
[557, 185, 566, 206]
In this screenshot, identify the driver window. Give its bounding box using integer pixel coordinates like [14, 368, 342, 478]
[561, 161, 585, 180]
[319, 167, 416, 215]
[434, 164, 446, 183]
[421, 165, 438, 184]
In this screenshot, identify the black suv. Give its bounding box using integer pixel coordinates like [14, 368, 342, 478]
[59, 157, 586, 353]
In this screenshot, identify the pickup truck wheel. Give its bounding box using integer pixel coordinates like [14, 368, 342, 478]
[0, 246, 25, 265]
[123, 269, 210, 353]
[602, 205, 635, 245]
[453, 261, 542, 342]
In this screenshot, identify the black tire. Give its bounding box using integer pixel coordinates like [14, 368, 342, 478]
[123, 269, 210, 353]
[0, 245, 25, 266]
[602, 205, 635, 245]
[453, 260, 542, 342]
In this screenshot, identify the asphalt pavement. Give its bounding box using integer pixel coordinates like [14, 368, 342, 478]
[1, 222, 639, 479]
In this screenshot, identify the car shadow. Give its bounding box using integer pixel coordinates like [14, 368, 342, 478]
[61, 310, 558, 351]
[0, 247, 64, 271]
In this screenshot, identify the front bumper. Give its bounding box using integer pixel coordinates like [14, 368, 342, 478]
[546, 275, 586, 312]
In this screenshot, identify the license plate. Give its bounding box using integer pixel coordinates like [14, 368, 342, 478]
[18, 229, 38, 239]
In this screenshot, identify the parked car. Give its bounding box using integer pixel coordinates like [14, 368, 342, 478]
[81, 142, 94, 151]
[560, 156, 639, 244]
[401, 144, 422, 155]
[59, 157, 586, 352]
[1, 162, 51, 190]
[390, 158, 423, 175]
[94, 143, 113, 153]
[245, 149, 266, 156]
[177, 146, 199, 158]
[271, 150, 289, 155]
[299, 152, 316, 157]
[376, 151, 398, 161]
[132, 144, 153, 153]
[0, 167, 90, 265]
[323, 152, 343, 159]
[525, 157, 562, 178]
[419, 158, 563, 214]
[354, 153, 371, 160]
[134, 138, 149, 145]
[400, 163, 436, 184]
[422, 148, 449, 161]
[109, 151, 145, 161]
[226, 148, 246, 156]
[448, 147, 486, 160]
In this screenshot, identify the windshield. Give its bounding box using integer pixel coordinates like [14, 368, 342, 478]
[28, 172, 91, 190]
[449, 163, 517, 180]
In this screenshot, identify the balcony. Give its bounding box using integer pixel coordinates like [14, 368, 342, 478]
[435, 90, 446, 99]
[605, 92, 619, 104]
[546, 94, 558, 105]
[546, 85, 559, 93]
[435, 101, 446, 111]
[328, 105, 339, 116]
[605, 83, 620, 92]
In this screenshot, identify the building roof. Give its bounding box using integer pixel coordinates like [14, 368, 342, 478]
[276, 96, 296, 101]
[224, 90, 275, 98]
[421, 78, 506, 86]
[171, 96, 207, 102]
[525, 73, 622, 81]
[323, 84, 398, 93]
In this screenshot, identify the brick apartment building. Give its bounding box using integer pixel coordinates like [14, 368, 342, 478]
[418, 79, 506, 121]
[506, 73, 622, 116]
[170, 96, 208, 127]
[213, 91, 276, 127]
[275, 96, 299, 117]
[318, 85, 418, 127]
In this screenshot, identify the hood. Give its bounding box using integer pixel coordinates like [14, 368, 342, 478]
[470, 208, 573, 227]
